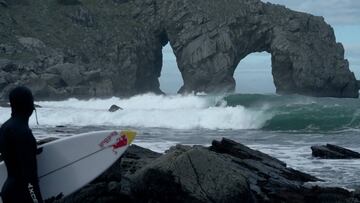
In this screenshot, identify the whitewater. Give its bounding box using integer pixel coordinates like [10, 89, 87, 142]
[0, 94, 271, 130]
[0, 93, 360, 190]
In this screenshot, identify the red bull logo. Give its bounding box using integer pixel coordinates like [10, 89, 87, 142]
[99, 131, 128, 154]
[111, 134, 128, 152]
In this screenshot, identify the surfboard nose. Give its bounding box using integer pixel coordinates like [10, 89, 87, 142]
[121, 130, 136, 144]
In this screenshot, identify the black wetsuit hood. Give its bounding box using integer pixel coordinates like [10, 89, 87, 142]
[9, 86, 35, 119]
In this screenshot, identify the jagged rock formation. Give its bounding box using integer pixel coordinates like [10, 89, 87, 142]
[0, 0, 358, 99]
[311, 144, 360, 159]
[57, 139, 360, 203]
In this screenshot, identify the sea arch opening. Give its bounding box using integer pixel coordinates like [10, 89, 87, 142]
[234, 52, 275, 94]
[159, 44, 184, 94]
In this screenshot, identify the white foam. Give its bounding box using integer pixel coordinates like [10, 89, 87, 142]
[0, 94, 271, 130]
[249, 143, 360, 189]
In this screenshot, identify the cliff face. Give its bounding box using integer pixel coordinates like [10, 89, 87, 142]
[0, 0, 358, 99]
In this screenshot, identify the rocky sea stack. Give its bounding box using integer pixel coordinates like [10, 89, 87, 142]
[0, 0, 358, 99]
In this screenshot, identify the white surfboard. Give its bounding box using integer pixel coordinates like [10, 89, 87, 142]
[0, 130, 136, 202]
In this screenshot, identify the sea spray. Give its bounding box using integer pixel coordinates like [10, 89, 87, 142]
[3, 93, 358, 132]
[0, 94, 271, 130]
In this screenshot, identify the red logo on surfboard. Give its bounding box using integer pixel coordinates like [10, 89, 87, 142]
[99, 131, 128, 154]
[112, 134, 128, 150]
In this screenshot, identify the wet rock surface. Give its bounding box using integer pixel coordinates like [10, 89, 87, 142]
[311, 144, 360, 159]
[108, 104, 123, 112]
[56, 139, 360, 203]
[0, 0, 7, 7]
[0, 0, 358, 99]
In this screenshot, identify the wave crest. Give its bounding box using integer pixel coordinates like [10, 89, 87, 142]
[0, 94, 270, 130]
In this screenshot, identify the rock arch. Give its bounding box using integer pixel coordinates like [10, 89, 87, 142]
[156, 0, 358, 97]
[0, 0, 358, 99]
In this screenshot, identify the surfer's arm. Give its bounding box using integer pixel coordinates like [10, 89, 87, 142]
[16, 132, 44, 203]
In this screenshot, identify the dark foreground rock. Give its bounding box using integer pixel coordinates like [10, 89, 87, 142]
[57, 139, 359, 203]
[0, 0, 358, 99]
[311, 144, 360, 159]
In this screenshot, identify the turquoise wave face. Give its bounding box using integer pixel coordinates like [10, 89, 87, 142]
[223, 94, 360, 132]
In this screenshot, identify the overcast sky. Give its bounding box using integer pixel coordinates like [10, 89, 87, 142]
[159, 0, 360, 94]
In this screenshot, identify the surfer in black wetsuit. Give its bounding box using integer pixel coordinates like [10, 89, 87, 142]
[0, 86, 43, 203]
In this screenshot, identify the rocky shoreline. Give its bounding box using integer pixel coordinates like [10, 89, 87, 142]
[55, 138, 360, 203]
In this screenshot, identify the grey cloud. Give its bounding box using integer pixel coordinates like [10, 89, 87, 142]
[262, 0, 360, 26]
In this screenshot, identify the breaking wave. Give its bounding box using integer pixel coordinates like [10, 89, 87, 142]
[1, 93, 359, 132]
[0, 94, 269, 130]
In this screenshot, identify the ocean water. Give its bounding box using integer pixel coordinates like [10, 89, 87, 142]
[1, 93, 360, 190]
